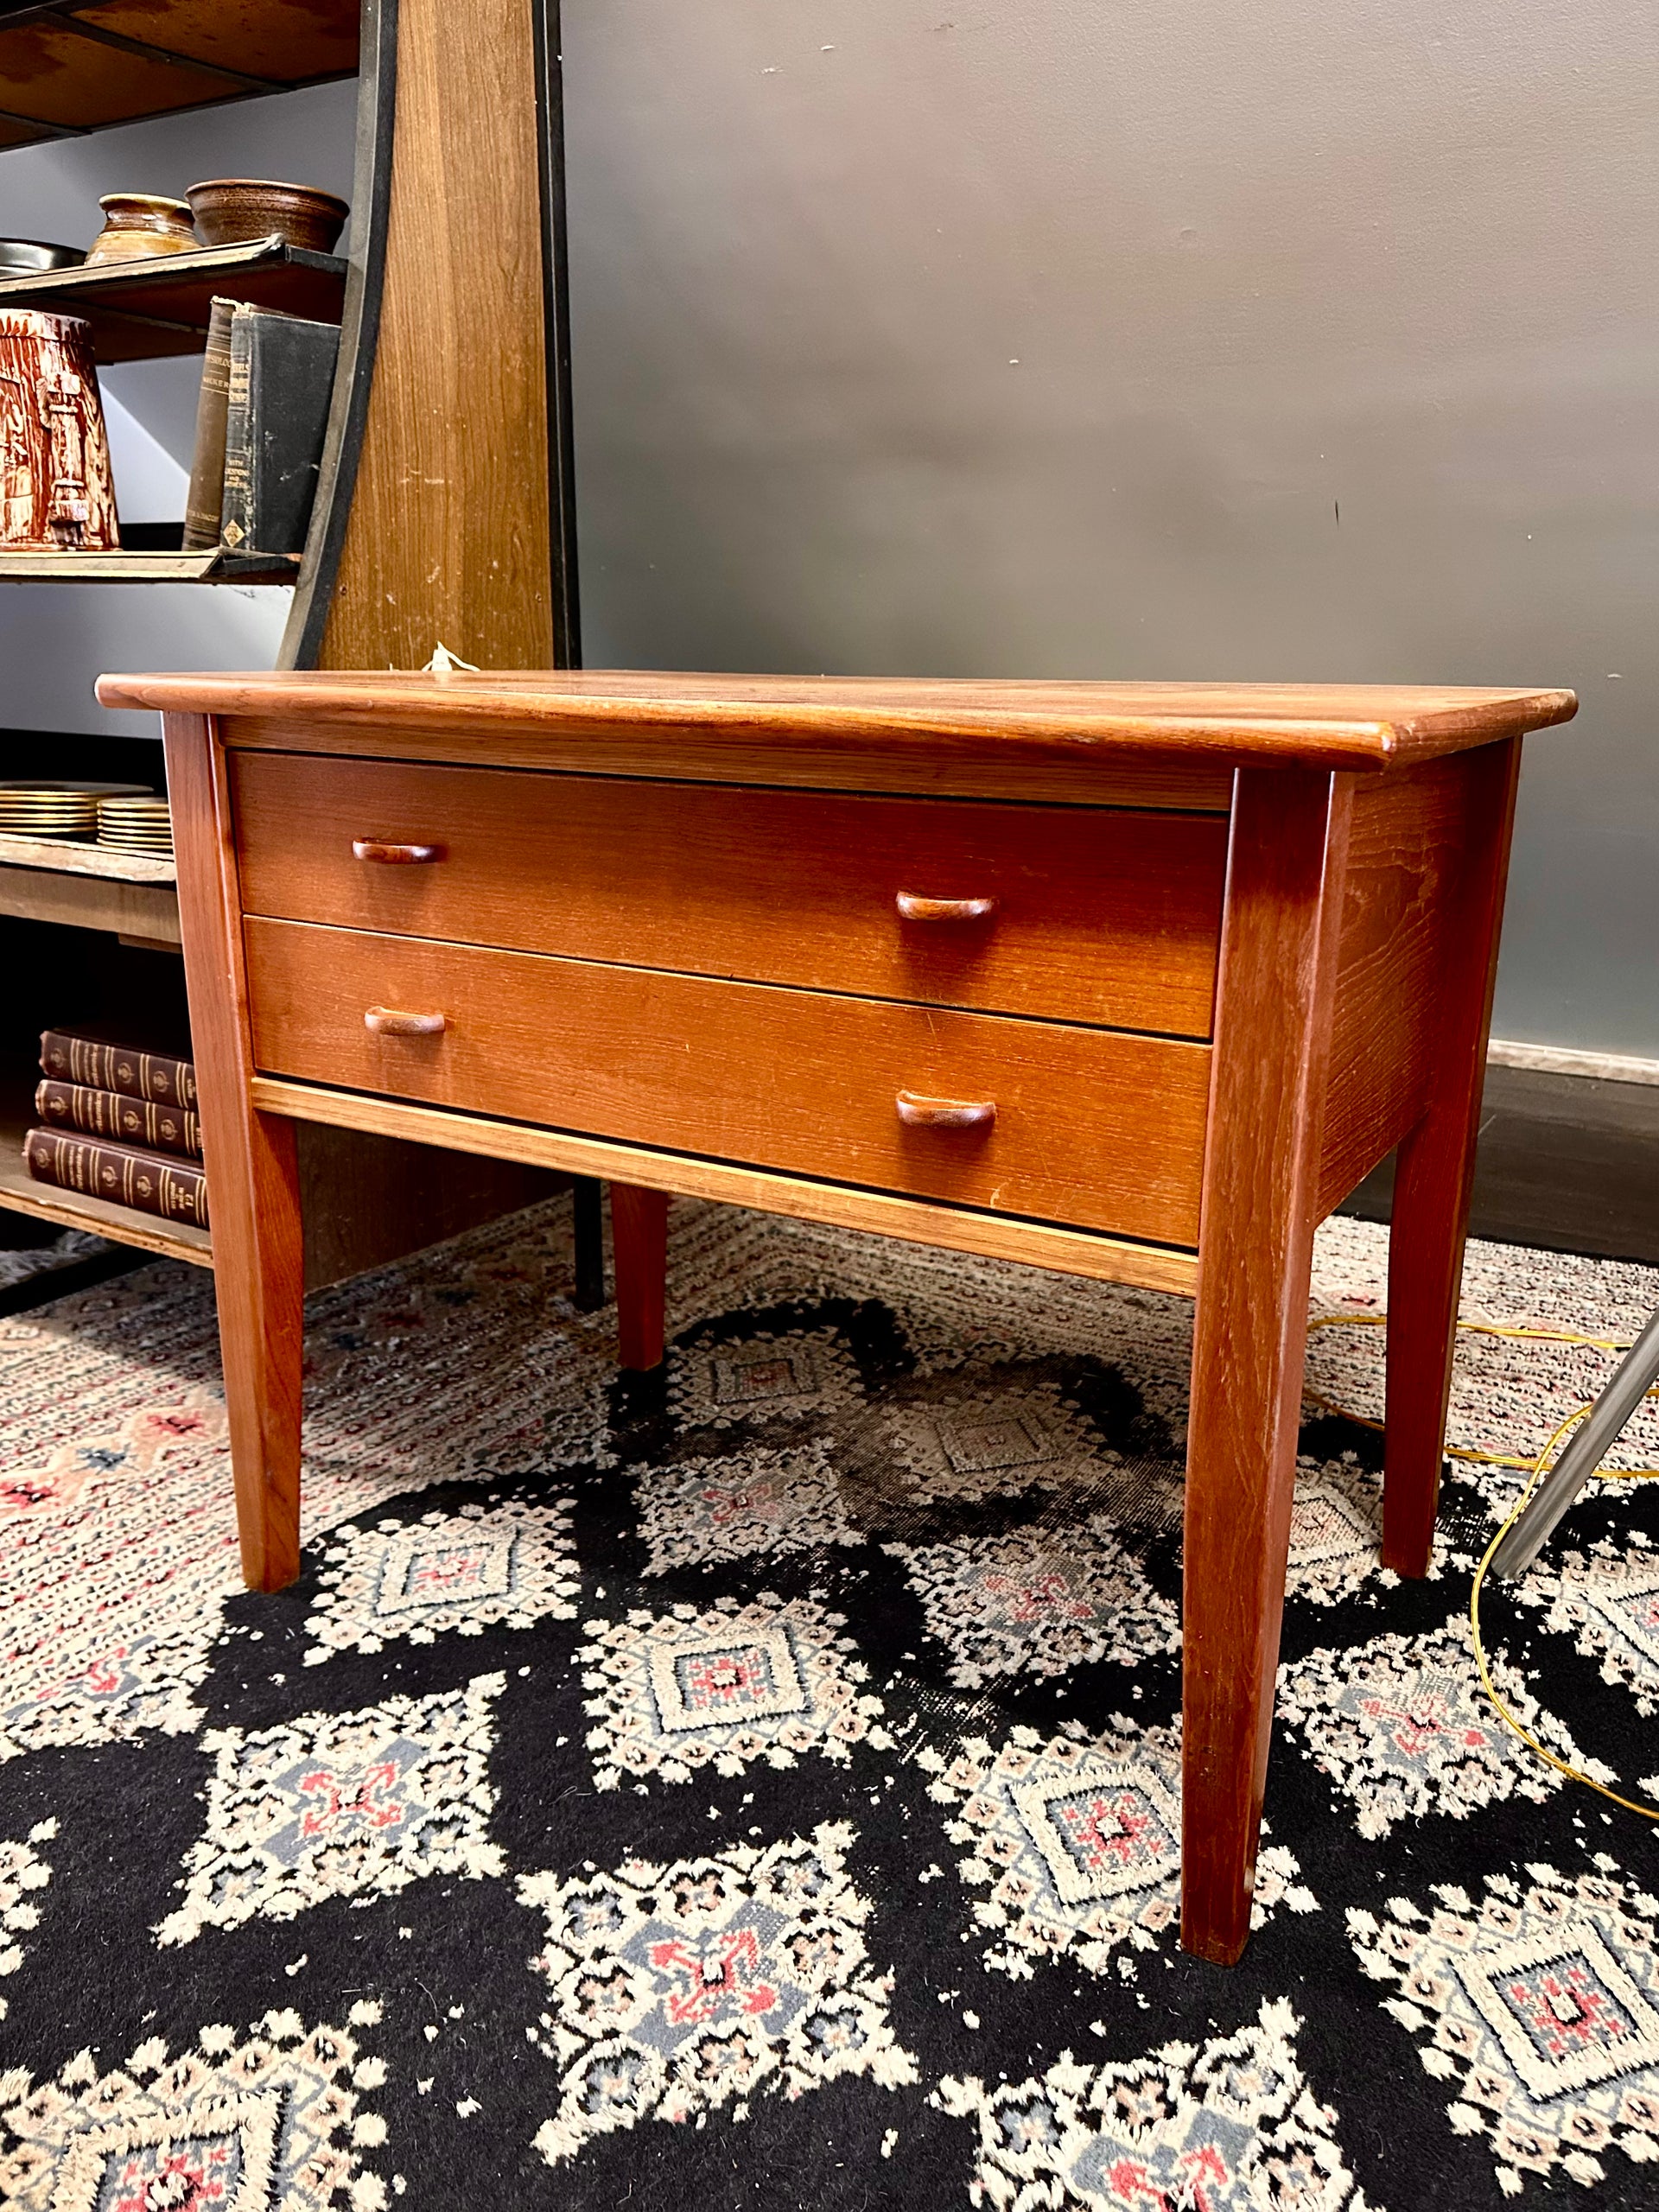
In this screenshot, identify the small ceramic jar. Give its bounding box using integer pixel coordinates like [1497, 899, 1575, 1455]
[85, 194, 198, 267]
[187, 179, 349, 256]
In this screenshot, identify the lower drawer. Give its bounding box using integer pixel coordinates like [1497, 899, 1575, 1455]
[244, 919, 1211, 1246]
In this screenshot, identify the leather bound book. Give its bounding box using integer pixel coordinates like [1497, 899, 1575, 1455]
[39, 1032, 197, 1111]
[219, 305, 340, 556]
[182, 296, 237, 550]
[23, 1128, 209, 1230]
[35, 1077, 201, 1159]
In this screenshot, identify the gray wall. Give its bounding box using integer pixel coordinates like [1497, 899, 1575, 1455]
[1, 10, 1654, 1057]
[562, 0, 1659, 1058]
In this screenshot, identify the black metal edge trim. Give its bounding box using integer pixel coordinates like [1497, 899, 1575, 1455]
[280, 0, 397, 670]
[531, 0, 581, 669]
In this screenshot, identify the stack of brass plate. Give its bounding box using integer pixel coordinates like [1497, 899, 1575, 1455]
[0, 779, 148, 840]
[96, 795, 174, 858]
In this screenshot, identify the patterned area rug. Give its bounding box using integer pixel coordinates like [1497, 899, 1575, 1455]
[3, 1194, 1659, 2210]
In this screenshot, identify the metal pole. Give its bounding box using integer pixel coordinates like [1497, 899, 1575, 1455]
[1488, 1302, 1659, 1579]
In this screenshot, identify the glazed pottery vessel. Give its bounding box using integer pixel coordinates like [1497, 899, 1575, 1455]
[0, 311, 119, 550]
[187, 179, 349, 256]
[85, 194, 198, 267]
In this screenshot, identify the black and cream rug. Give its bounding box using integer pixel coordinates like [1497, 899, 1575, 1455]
[3, 1194, 1659, 2209]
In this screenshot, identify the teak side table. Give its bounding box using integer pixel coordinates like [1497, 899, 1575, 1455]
[97, 668, 1575, 1964]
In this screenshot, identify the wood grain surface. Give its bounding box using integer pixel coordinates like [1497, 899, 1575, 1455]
[220, 715, 1233, 812]
[0, 863, 181, 944]
[311, 0, 556, 671]
[163, 711, 305, 1592]
[242, 917, 1212, 1245]
[1315, 759, 1477, 1215]
[232, 752, 1228, 1034]
[95, 670, 1578, 770]
[612, 1183, 669, 1370]
[1181, 766, 1351, 1964]
[250, 1073, 1202, 1295]
[1382, 737, 1522, 1574]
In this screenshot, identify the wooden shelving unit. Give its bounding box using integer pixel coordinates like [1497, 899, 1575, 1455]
[0, 0, 580, 1281]
[0, 237, 347, 359]
[0, 549, 298, 582]
[0, 1, 358, 149]
[0, 832, 172, 884]
[0, 835, 178, 946]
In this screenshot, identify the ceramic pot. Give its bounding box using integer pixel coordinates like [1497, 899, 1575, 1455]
[187, 179, 349, 256]
[0, 311, 119, 550]
[85, 194, 198, 267]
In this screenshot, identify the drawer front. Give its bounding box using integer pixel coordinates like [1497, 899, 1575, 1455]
[232, 752, 1226, 1036]
[245, 918, 1211, 1246]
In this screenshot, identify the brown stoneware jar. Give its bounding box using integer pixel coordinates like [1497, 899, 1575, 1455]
[85, 194, 198, 266]
[187, 180, 349, 256]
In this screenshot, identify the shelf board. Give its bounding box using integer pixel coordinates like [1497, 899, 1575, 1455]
[0, 546, 298, 582]
[0, 845, 179, 942]
[0, 237, 346, 359]
[0, 831, 173, 884]
[0, 1080, 210, 1267]
[0, 1, 358, 149]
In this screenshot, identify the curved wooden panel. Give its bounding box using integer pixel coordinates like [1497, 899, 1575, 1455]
[306, 0, 556, 671]
[280, 0, 397, 667]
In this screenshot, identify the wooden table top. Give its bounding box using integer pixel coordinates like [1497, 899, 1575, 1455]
[97, 670, 1576, 773]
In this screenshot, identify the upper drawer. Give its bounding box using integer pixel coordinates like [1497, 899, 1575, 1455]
[231, 752, 1227, 1037]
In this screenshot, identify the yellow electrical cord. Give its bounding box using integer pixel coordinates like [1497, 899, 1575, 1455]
[1306, 1313, 1659, 1821]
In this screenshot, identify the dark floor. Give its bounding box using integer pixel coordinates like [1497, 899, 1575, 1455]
[1342, 1064, 1659, 1267]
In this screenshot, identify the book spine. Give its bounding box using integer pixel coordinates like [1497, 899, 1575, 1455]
[35, 1078, 201, 1159]
[182, 296, 236, 550]
[23, 1129, 209, 1230]
[219, 308, 254, 550]
[38, 1032, 198, 1111]
[219, 306, 340, 555]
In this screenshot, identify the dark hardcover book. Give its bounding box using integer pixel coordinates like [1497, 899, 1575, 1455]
[219, 305, 340, 556]
[35, 1077, 201, 1159]
[23, 1128, 209, 1230]
[181, 296, 237, 550]
[39, 1031, 197, 1112]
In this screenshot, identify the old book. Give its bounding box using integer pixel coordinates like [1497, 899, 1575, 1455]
[35, 1077, 201, 1159]
[181, 296, 238, 550]
[23, 1128, 208, 1230]
[219, 304, 340, 556]
[39, 1031, 197, 1112]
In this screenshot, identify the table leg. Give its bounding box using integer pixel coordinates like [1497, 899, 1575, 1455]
[571, 1174, 606, 1310]
[211, 1109, 305, 1590]
[1382, 738, 1521, 1576]
[612, 1182, 669, 1370]
[1182, 766, 1351, 1963]
[165, 709, 307, 1592]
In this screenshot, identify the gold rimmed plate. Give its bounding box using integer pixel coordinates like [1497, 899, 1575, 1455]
[0, 780, 152, 797]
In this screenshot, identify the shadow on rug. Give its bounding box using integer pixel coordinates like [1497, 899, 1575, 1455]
[3, 1193, 1659, 2209]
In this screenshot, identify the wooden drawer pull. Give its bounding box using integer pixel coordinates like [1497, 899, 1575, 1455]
[896, 1090, 996, 1130]
[353, 838, 443, 864]
[364, 1006, 447, 1037]
[895, 891, 998, 923]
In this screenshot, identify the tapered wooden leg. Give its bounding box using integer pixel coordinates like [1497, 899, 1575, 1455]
[610, 1182, 669, 1370]
[164, 710, 306, 1592]
[1182, 766, 1351, 1964]
[571, 1174, 606, 1311]
[1382, 738, 1522, 1575]
[211, 1111, 305, 1590]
